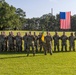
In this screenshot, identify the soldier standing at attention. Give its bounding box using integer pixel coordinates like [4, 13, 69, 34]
[53, 32, 60, 52]
[60, 32, 68, 52]
[68, 32, 75, 51]
[1, 32, 5, 52]
[0, 32, 4, 52]
[23, 32, 28, 52]
[27, 31, 35, 56]
[7, 32, 15, 51]
[10, 31, 15, 51]
[1, 32, 7, 52]
[2, 31, 7, 51]
[45, 32, 52, 55]
[33, 32, 38, 52]
[15, 32, 22, 52]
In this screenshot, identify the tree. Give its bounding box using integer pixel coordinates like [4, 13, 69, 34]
[55, 14, 60, 31]
[0, 1, 26, 30]
[71, 15, 76, 31]
[16, 8, 26, 18]
[0, 1, 13, 29]
[0, 0, 5, 3]
[16, 8, 26, 29]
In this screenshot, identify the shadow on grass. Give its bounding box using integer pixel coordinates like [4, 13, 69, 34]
[0, 54, 45, 60]
[0, 51, 45, 60]
[0, 55, 26, 60]
[0, 51, 75, 60]
[0, 51, 45, 55]
[53, 50, 76, 53]
[0, 50, 75, 54]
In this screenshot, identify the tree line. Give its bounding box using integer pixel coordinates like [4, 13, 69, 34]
[25, 13, 76, 31]
[0, 0, 76, 31]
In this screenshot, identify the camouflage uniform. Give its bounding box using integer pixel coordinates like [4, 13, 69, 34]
[1, 32, 7, 52]
[0, 32, 4, 52]
[7, 32, 15, 51]
[38, 33, 43, 52]
[60, 32, 68, 51]
[3, 32, 7, 51]
[74, 32, 76, 51]
[45, 32, 52, 55]
[4, 36, 7, 51]
[10, 31, 15, 51]
[33, 32, 38, 52]
[0, 32, 7, 52]
[27, 32, 35, 56]
[23, 32, 28, 52]
[15, 32, 22, 52]
[68, 33, 75, 51]
[53, 32, 60, 52]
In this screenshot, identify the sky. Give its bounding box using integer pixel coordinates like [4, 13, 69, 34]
[5, 0, 76, 18]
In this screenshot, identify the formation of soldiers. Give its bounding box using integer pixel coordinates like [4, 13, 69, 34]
[0, 31, 76, 56]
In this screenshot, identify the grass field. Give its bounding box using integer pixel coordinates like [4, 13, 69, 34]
[0, 31, 76, 75]
[0, 52, 76, 75]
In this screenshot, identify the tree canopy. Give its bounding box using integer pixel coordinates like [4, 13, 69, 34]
[0, 0, 26, 30]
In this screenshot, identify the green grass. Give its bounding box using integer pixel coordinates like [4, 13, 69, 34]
[0, 52, 76, 75]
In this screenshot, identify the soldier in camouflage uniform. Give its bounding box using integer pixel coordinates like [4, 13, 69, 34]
[7, 32, 15, 51]
[0, 32, 5, 52]
[68, 32, 75, 51]
[27, 31, 35, 56]
[60, 32, 68, 51]
[2, 31, 7, 51]
[11, 31, 15, 51]
[15, 32, 22, 52]
[38, 32, 43, 52]
[1, 31, 7, 52]
[45, 32, 52, 55]
[53, 32, 60, 52]
[23, 32, 28, 52]
[74, 32, 76, 51]
[33, 32, 38, 52]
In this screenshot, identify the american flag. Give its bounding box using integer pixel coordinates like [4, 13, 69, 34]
[60, 12, 71, 29]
